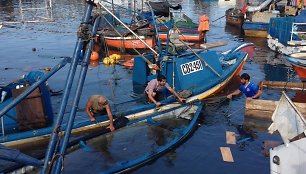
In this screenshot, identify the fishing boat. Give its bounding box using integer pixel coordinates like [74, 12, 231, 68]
[62, 102, 203, 174]
[97, 19, 156, 49]
[284, 52, 306, 81]
[267, 10, 306, 55]
[138, 1, 209, 43]
[155, 14, 209, 43]
[241, 0, 280, 37]
[225, 8, 244, 28]
[268, 92, 306, 174]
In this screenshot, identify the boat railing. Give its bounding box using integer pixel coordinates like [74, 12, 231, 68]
[289, 22, 306, 46]
[0, 57, 69, 136]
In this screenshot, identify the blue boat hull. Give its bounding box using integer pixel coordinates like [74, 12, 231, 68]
[62, 103, 203, 174]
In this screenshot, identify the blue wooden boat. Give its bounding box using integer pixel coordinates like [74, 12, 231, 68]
[242, 21, 269, 37]
[62, 102, 203, 174]
[267, 9, 306, 55]
[132, 41, 252, 103]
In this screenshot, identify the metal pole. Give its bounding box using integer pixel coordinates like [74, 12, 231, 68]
[53, 15, 101, 174]
[41, 2, 94, 173]
[146, 2, 162, 54]
[98, 2, 158, 55]
[1, 117, 4, 136]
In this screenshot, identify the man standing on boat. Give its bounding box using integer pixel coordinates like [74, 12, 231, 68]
[227, 73, 262, 100]
[145, 75, 185, 107]
[86, 95, 115, 131]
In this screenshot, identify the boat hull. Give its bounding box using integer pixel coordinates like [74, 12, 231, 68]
[104, 36, 155, 49]
[242, 22, 268, 37]
[225, 8, 244, 27]
[62, 103, 203, 174]
[284, 53, 306, 81]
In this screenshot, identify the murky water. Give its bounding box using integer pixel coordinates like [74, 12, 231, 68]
[1, 0, 305, 173]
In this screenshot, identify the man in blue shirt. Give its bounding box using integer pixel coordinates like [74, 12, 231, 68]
[227, 73, 262, 99]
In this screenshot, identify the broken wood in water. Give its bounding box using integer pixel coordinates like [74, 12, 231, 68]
[245, 99, 306, 121]
[226, 131, 236, 144]
[259, 80, 306, 91]
[200, 41, 227, 49]
[220, 147, 234, 162]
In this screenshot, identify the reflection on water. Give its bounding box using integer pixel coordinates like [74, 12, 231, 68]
[263, 64, 293, 81]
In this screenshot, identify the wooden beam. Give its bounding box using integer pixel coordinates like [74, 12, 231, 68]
[260, 81, 306, 91]
[200, 42, 227, 49]
[220, 147, 234, 162]
[226, 131, 236, 144]
[245, 99, 306, 121]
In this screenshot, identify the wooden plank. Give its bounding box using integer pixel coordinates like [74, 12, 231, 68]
[226, 131, 236, 144]
[200, 42, 227, 49]
[245, 99, 306, 121]
[260, 81, 306, 91]
[220, 147, 234, 162]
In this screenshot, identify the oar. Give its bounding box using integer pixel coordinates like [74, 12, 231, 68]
[211, 15, 226, 23]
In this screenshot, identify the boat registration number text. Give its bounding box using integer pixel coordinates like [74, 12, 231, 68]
[180, 60, 203, 75]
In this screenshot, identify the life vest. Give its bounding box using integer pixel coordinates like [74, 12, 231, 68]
[198, 15, 209, 32]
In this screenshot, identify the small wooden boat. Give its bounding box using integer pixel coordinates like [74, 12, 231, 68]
[62, 103, 203, 174]
[98, 19, 155, 49]
[268, 92, 306, 174]
[225, 8, 244, 28]
[138, 5, 209, 43]
[284, 52, 306, 81]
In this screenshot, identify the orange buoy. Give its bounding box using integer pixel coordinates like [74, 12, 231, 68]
[90, 51, 99, 61]
[93, 44, 101, 52]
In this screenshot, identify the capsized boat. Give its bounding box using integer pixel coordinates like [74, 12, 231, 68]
[268, 91, 306, 174]
[62, 102, 203, 174]
[284, 52, 306, 81]
[267, 9, 306, 55]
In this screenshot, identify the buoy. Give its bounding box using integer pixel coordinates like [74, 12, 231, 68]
[103, 57, 110, 65]
[90, 60, 99, 67]
[109, 57, 116, 64]
[90, 51, 99, 61]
